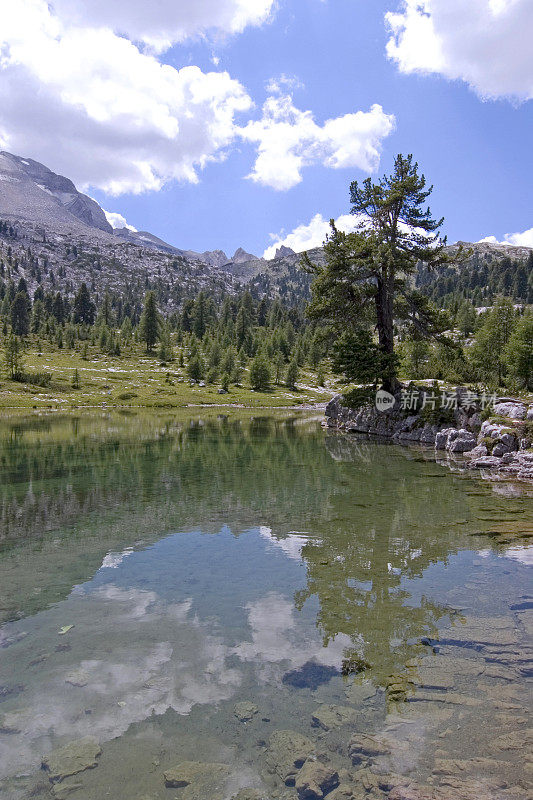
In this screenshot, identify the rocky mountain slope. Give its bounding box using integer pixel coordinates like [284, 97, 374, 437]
[0, 151, 247, 313]
[0, 151, 112, 235]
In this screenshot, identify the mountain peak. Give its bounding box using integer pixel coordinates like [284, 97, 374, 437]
[274, 245, 295, 259]
[232, 247, 257, 263]
[0, 151, 113, 234]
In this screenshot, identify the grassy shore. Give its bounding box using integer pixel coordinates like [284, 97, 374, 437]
[0, 342, 337, 410]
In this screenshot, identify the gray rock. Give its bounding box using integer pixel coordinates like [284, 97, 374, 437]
[234, 701, 259, 722]
[163, 761, 230, 795]
[311, 704, 358, 731]
[493, 402, 527, 420]
[468, 412, 482, 428]
[65, 670, 90, 687]
[348, 733, 390, 765]
[0, 711, 23, 734]
[492, 442, 510, 457]
[469, 456, 503, 469]
[499, 452, 516, 464]
[327, 785, 357, 800]
[419, 424, 439, 444]
[435, 428, 455, 450]
[448, 430, 477, 453]
[465, 444, 488, 458]
[50, 778, 85, 799]
[266, 730, 316, 786]
[231, 789, 268, 800]
[42, 737, 101, 783]
[295, 761, 339, 800]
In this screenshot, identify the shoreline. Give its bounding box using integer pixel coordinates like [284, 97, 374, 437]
[325, 393, 533, 484]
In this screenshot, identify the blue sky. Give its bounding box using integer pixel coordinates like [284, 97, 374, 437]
[2, 0, 532, 256]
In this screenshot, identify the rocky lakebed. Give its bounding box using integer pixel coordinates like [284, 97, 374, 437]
[0, 412, 531, 800]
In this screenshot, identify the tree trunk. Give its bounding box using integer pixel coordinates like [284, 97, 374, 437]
[376, 276, 398, 394]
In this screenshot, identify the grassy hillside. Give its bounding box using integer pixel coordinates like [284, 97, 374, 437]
[0, 340, 335, 410]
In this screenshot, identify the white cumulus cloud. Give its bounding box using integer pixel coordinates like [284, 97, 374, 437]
[51, 0, 276, 52]
[386, 0, 533, 101]
[240, 96, 395, 190]
[0, 1, 395, 197]
[0, 0, 252, 195]
[478, 227, 533, 247]
[263, 212, 360, 259]
[103, 211, 137, 232]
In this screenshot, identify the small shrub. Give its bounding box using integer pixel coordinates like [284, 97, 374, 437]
[249, 355, 271, 391]
[14, 371, 52, 387]
[206, 367, 219, 384]
[515, 420, 533, 444]
[285, 360, 299, 389]
[342, 386, 375, 409]
[221, 372, 231, 393]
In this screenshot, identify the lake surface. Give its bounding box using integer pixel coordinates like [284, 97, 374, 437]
[0, 412, 531, 800]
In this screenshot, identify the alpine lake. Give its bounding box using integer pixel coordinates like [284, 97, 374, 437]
[0, 411, 531, 800]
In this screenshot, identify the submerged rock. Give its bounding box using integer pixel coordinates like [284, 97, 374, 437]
[295, 760, 339, 799]
[65, 670, 90, 687]
[344, 683, 377, 705]
[234, 701, 259, 722]
[163, 761, 230, 796]
[282, 661, 340, 690]
[41, 736, 101, 783]
[413, 662, 455, 691]
[385, 674, 415, 702]
[0, 684, 24, 700]
[231, 789, 269, 800]
[51, 777, 84, 799]
[327, 785, 357, 800]
[348, 733, 390, 765]
[445, 616, 518, 647]
[0, 711, 22, 734]
[265, 730, 316, 786]
[311, 704, 358, 731]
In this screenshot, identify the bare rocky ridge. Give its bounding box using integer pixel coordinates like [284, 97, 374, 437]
[0, 151, 112, 235]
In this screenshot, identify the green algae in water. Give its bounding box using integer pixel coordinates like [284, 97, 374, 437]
[0, 412, 531, 800]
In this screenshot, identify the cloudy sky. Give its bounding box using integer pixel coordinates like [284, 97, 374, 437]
[0, 0, 531, 256]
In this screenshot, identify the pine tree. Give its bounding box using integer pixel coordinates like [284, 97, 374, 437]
[285, 360, 299, 389]
[274, 351, 285, 384]
[249, 354, 271, 390]
[139, 291, 159, 352]
[192, 291, 208, 339]
[470, 297, 516, 387]
[10, 291, 31, 336]
[187, 355, 204, 382]
[306, 154, 452, 392]
[73, 283, 96, 325]
[3, 333, 24, 379]
[506, 312, 533, 390]
[158, 322, 173, 362]
[121, 316, 133, 342]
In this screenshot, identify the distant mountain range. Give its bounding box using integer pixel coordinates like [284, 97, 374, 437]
[0, 150, 530, 311]
[0, 150, 264, 267]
